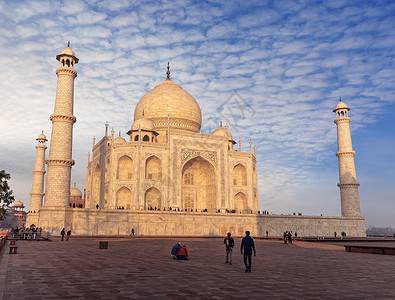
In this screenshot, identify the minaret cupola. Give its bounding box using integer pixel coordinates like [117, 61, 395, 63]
[56, 41, 79, 69]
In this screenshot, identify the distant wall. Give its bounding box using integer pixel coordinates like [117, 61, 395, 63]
[36, 208, 366, 237]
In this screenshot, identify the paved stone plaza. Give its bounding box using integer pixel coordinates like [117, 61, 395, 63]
[1, 238, 394, 299]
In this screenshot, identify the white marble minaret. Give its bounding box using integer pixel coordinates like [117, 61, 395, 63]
[26, 132, 47, 226]
[334, 99, 361, 217]
[44, 43, 78, 207]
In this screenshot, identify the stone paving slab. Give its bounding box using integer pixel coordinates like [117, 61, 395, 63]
[1, 237, 395, 299]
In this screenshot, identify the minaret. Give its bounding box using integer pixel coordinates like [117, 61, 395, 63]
[334, 99, 361, 217]
[44, 43, 78, 207]
[26, 133, 47, 226]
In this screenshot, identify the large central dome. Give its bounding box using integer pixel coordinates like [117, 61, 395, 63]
[134, 78, 202, 133]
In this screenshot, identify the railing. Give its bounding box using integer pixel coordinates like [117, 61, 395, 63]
[9, 231, 51, 241]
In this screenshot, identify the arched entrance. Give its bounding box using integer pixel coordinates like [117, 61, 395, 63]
[116, 187, 132, 209]
[233, 164, 247, 186]
[182, 156, 216, 212]
[92, 163, 101, 207]
[234, 192, 247, 213]
[145, 187, 161, 209]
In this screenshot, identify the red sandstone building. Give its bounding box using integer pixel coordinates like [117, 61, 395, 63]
[70, 184, 85, 208]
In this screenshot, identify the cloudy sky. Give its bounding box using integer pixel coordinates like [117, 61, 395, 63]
[0, 0, 394, 228]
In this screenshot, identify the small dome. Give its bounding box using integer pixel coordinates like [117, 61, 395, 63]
[60, 47, 76, 57]
[335, 100, 349, 110]
[131, 117, 155, 131]
[56, 45, 79, 63]
[37, 133, 47, 141]
[113, 136, 126, 144]
[14, 200, 24, 207]
[212, 126, 233, 140]
[70, 186, 82, 197]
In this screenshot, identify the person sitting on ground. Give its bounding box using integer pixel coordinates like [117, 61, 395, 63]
[171, 242, 181, 259]
[176, 245, 188, 260]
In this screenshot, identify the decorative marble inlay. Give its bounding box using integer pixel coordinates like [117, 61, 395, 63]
[181, 149, 217, 167]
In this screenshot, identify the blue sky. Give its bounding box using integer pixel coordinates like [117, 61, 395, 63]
[0, 0, 394, 228]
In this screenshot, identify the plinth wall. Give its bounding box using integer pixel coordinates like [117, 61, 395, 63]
[36, 208, 366, 237]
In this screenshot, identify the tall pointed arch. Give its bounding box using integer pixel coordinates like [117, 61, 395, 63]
[145, 187, 161, 209]
[117, 155, 133, 180]
[145, 156, 162, 180]
[116, 187, 132, 209]
[182, 156, 216, 212]
[234, 192, 247, 213]
[92, 163, 101, 206]
[233, 164, 247, 186]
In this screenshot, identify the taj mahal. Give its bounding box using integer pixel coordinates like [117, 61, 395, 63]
[26, 45, 366, 237]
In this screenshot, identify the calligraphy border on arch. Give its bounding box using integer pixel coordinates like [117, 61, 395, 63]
[180, 149, 217, 167]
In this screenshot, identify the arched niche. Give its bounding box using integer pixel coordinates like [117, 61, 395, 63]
[92, 163, 101, 206]
[234, 192, 247, 213]
[145, 187, 161, 209]
[233, 164, 247, 186]
[182, 156, 216, 212]
[116, 187, 132, 209]
[145, 156, 162, 180]
[117, 155, 133, 180]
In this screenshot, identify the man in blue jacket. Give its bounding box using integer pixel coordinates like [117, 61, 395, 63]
[240, 231, 256, 272]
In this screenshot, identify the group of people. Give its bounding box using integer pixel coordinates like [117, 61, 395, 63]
[170, 231, 256, 272]
[10, 225, 42, 240]
[171, 243, 189, 260]
[283, 231, 293, 244]
[60, 228, 72, 241]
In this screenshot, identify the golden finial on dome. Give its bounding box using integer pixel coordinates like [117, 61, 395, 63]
[68, 41, 70, 47]
[166, 62, 170, 79]
[339, 97, 342, 102]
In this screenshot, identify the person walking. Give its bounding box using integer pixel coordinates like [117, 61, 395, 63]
[224, 232, 235, 264]
[240, 231, 256, 272]
[66, 230, 71, 241]
[60, 228, 65, 241]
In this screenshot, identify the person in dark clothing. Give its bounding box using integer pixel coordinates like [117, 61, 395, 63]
[240, 231, 256, 272]
[224, 232, 235, 264]
[287, 231, 292, 244]
[283, 231, 288, 244]
[66, 230, 71, 241]
[60, 228, 65, 241]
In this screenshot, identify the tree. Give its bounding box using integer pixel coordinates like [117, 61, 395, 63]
[0, 170, 15, 221]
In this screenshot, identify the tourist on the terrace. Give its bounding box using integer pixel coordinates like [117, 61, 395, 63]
[60, 228, 65, 241]
[66, 230, 71, 241]
[224, 232, 235, 264]
[241, 231, 255, 272]
[171, 242, 181, 259]
[287, 231, 293, 244]
[283, 231, 288, 244]
[176, 245, 188, 260]
[334, 232, 337, 238]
